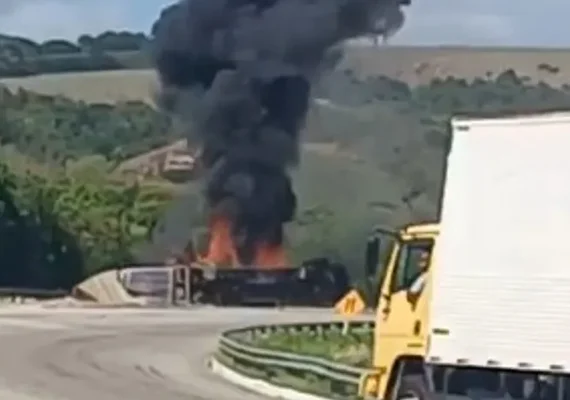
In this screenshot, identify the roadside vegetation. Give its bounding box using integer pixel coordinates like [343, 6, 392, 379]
[3, 31, 570, 291]
[0, 160, 172, 290]
[218, 326, 373, 399]
[244, 328, 373, 367]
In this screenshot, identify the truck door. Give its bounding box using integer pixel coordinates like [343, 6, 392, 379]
[376, 238, 434, 348]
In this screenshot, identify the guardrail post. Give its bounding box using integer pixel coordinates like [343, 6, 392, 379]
[315, 324, 324, 337]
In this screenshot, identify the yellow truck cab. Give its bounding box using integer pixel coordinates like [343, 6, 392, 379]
[361, 110, 570, 400]
[362, 222, 439, 399]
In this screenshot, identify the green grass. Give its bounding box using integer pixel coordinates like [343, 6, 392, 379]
[243, 328, 374, 368]
[216, 328, 373, 399]
[215, 351, 359, 399]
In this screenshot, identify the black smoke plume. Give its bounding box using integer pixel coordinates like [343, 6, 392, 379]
[151, 0, 409, 264]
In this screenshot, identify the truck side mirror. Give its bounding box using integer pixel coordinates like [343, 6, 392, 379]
[365, 235, 380, 278]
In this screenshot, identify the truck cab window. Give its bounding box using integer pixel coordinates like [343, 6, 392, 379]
[391, 239, 434, 293]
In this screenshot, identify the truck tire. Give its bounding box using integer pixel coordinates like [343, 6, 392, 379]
[396, 375, 433, 400]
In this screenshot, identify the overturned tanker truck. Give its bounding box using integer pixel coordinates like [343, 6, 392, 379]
[182, 257, 350, 307]
[165, 221, 351, 307]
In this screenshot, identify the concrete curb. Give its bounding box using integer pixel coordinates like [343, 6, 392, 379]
[209, 357, 333, 400]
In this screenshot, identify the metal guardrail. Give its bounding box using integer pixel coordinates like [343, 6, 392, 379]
[216, 320, 376, 399]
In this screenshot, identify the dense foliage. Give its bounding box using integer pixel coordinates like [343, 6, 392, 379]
[0, 162, 172, 289]
[0, 85, 174, 164]
[4, 30, 570, 289]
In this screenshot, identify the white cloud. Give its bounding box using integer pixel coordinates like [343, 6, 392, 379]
[392, 0, 570, 46]
[0, 0, 136, 41]
[393, 10, 516, 45]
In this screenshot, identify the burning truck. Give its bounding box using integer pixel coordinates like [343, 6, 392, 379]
[166, 217, 349, 306]
[144, 0, 411, 306]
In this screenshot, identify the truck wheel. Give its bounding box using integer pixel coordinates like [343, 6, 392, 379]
[396, 375, 433, 400]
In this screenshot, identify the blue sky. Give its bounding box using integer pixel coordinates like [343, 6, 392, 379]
[0, 0, 568, 47]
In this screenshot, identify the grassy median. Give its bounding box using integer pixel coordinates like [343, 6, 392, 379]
[216, 327, 374, 399]
[245, 327, 374, 367]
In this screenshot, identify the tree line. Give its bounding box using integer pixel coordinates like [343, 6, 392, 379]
[0, 31, 149, 77]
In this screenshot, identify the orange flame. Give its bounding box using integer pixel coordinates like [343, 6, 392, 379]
[201, 216, 239, 266]
[253, 243, 287, 268]
[200, 215, 288, 268]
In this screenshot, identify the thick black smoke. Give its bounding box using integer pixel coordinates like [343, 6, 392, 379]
[151, 0, 409, 264]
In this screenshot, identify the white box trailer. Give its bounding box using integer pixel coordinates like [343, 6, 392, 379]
[428, 111, 570, 372]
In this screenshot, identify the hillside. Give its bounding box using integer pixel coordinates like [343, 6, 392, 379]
[2, 46, 570, 104]
[4, 34, 570, 279]
[1, 69, 157, 104]
[340, 46, 570, 86]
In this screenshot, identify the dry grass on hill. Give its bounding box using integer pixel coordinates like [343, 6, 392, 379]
[2, 46, 570, 104]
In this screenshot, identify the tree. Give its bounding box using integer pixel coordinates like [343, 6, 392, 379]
[91, 31, 149, 52]
[40, 39, 81, 55]
[77, 34, 95, 51]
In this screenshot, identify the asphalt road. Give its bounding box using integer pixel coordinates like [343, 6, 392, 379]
[0, 305, 346, 400]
